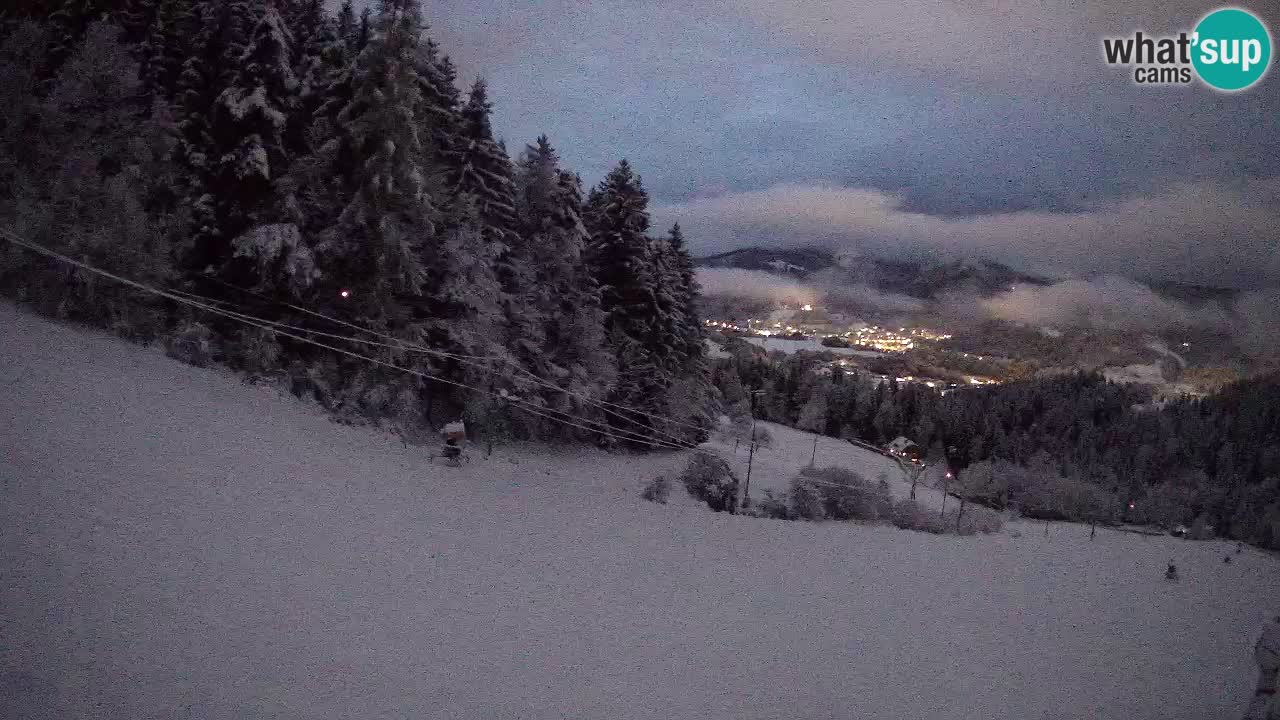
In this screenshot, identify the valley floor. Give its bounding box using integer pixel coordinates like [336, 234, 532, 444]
[3, 302, 1278, 720]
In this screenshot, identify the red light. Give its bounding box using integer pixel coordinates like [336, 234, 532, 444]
[1128, 503, 1135, 509]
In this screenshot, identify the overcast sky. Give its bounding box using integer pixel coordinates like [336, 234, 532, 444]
[399, 0, 1280, 288]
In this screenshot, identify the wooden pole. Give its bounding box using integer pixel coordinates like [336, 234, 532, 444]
[743, 391, 760, 511]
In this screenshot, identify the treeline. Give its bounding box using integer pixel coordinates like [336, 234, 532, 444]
[713, 346, 1280, 546]
[0, 0, 714, 445]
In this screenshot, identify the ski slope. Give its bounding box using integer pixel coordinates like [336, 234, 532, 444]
[3, 301, 1279, 720]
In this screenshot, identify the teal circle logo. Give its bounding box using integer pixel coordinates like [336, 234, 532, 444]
[1192, 8, 1272, 91]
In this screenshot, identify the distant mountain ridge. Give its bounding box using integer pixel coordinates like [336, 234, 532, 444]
[696, 246, 1049, 299]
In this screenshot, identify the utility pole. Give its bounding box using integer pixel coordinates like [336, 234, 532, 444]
[895, 456, 927, 500]
[743, 390, 765, 510]
[810, 435, 819, 467]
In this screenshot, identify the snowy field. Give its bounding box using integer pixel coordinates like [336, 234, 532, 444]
[3, 301, 1279, 720]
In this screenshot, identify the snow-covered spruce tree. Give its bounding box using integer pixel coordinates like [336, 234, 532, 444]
[662, 222, 715, 442]
[449, 79, 542, 409]
[585, 159, 674, 440]
[199, 1, 301, 296]
[174, 0, 253, 273]
[286, 0, 345, 157]
[1, 21, 174, 339]
[0, 21, 49, 203]
[414, 34, 460, 163]
[135, 0, 189, 107]
[334, 0, 355, 46]
[647, 232, 683, 371]
[514, 136, 613, 436]
[301, 0, 502, 429]
[42, 0, 116, 86]
[353, 6, 371, 54]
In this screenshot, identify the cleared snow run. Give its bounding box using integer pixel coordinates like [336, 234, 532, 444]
[3, 302, 1278, 720]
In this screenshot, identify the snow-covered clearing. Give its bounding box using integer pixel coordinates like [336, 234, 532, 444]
[743, 335, 885, 358]
[3, 301, 1278, 720]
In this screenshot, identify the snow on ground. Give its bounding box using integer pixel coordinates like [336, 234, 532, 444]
[743, 335, 885, 358]
[1103, 362, 1200, 399]
[704, 420, 950, 511]
[4, 301, 1280, 720]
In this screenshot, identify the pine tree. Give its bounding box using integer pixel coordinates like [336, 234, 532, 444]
[666, 223, 705, 366]
[199, 0, 299, 283]
[335, 0, 355, 46]
[450, 79, 532, 384]
[514, 137, 612, 426]
[354, 6, 371, 53]
[415, 35, 460, 162]
[663, 223, 715, 441]
[174, 0, 254, 273]
[586, 159, 671, 433]
[135, 0, 186, 105]
[648, 233, 684, 370]
[118, 0, 158, 45]
[450, 79, 516, 248]
[300, 0, 440, 423]
[43, 0, 113, 85]
[287, 0, 345, 155]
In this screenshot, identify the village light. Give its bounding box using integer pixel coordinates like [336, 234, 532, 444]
[339, 289, 351, 299]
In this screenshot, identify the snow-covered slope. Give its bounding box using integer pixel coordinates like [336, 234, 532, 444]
[3, 302, 1279, 720]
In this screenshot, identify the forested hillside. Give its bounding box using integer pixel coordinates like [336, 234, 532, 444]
[0, 0, 714, 446]
[714, 346, 1280, 546]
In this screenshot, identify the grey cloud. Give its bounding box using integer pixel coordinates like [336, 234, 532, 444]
[695, 268, 817, 305]
[979, 277, 1232, 333]
[656, 180, 1280, 288]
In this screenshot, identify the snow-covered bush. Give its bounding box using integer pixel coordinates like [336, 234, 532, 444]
[890, 499, 1003, 535]
[235, 326, 284, 378]
[752, 489, 794, 520]
[752, 425, 774, 449]
[166, 321, 217, 368]
[789, 477, 824, 520]
[891, 499, 942, 533]
[679, 452, 739, 513]
[641, 475, 670, 504]
[797, 466, 892, 523]
[955, 505, 1004, 535]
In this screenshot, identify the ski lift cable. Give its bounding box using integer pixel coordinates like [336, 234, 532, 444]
[197, 270, 712, 439]
[0, 229, 695, 452]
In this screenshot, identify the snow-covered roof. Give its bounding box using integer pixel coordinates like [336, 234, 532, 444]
[886, 436, 918, 453]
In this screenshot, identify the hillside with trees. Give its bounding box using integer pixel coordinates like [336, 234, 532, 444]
[713, 345, 1280, 547]
[0, 0, 713, 447]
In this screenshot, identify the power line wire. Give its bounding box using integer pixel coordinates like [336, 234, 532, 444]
[201, 274, 714, 438]
[0, 228, 695, 451]
[162, 283, 700, 450]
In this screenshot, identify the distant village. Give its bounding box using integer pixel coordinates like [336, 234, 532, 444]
[703, 303, 1003, 393]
